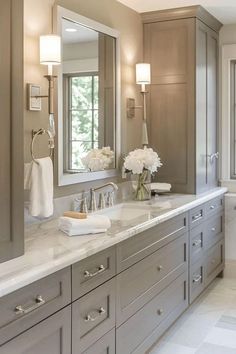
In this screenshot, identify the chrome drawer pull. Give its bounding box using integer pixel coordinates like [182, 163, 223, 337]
[157, 265, 163, 271]
[193, 275, 202, 283]
[84, 265, 106, 278]
[84, 307, 106, 322]
[210, 205, 215, 210]
[157, 309, 164, 316]
[192, 239, 202, 247]
[211, 227, 216, 232]
[14, 295, 45, 315]
[192, 213, 202, 221]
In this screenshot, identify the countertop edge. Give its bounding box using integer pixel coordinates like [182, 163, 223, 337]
[0, 188, 227, 298]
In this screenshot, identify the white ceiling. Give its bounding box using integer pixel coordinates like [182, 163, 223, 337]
[62, 19, 98, 44]
[117, 0, 236, 24]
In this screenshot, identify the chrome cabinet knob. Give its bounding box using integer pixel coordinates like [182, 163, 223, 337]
[157, 309, 164, 316]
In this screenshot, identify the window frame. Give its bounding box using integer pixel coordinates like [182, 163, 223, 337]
[63, 71, 99, 172]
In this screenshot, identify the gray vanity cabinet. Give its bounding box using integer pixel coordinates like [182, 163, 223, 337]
[142, 6, 222, 194]
[0, 307, 71, 354]
[0, 0, 24, 263]
[0, 194, 225, 354]
[189, 195, 224, 303]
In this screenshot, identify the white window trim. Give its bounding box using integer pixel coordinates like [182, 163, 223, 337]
[221, 44, 236, 187]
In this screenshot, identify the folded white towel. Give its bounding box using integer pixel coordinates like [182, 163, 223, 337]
[151, 183, 171, 192]
[59, 215, 111, 236]
[26, 157, 54, 218]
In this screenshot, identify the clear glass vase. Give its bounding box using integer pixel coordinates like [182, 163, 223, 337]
[132, 170, 151, 201]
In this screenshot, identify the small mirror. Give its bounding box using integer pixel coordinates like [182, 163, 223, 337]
[55, 7, 120, 185]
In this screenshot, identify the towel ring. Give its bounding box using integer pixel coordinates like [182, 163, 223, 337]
[31, 129, 54, 164]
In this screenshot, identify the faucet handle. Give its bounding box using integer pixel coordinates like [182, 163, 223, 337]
[98, 193, 106, 210]
[81, 197, 88, 213]
[90, 190, 97, 212]
[107, 191, 114, 207]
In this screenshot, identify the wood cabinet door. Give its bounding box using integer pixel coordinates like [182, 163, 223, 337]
[0, 0, 24, 262]
[196, 20, 219, 193]
[0, 307, 71, 354]
[144, 18, 196, 193]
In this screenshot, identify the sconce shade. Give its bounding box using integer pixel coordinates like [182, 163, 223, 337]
[40, 35, 61, 66]
[136, 63, 151, 85]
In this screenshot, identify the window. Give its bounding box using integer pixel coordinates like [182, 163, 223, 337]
[64, 73, 99, 171]
[230, 61, 236, 178]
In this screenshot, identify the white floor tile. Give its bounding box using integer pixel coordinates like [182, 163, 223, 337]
[195, 342, 236, 354]
[149, 341, 196, 354]
[204, 327, 236, 349]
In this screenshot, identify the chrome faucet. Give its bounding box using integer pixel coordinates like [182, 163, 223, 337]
[90, 182, 118, 212]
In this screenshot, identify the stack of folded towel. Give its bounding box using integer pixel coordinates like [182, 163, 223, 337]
[59, 215, 111, 236]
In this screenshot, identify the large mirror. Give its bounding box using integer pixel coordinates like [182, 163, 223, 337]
[55, 6, 120, 185]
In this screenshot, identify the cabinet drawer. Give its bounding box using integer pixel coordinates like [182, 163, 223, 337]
[205, 241, 224, 286]
[117, 213, 187, 272]
[189, 260, 204, 303]
[116, 273, 188, 354]
[189, 205, 205, 229]
[72, 278, 115, 353]
[0, 267, 71, 346]
[82, 329, 115, 354]
[116, 233, 187, 325]
[205, 196, 223, 218]
[0, 306, 71, 354]
[204, 213, 223, 250]
[72, 247, 116, 300]
[190, 224, 204, 264]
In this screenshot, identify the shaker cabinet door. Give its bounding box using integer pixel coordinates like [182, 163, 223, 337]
[0, 307, 71, 354]
[196, 20, 219, 193]
[0, 0, 24, 262]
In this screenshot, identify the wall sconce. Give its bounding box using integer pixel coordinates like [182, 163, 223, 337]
[28, 34, 61, 137]
[136, 63, 151, 146]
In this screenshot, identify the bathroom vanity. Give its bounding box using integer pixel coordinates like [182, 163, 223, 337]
[0, 188, 226, 354]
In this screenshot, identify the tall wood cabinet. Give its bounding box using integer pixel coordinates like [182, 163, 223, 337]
[0, 0, 24, 262]
[142, 6, 222, 194]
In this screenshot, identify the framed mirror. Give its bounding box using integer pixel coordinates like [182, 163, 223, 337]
[54, 6, 121, 185]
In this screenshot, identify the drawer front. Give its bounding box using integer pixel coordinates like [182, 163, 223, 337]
[82, 329, 115, 354]
[189, 205, 205, 229]
[189, 261, 204, 303]
[205, 241, 224, 286]
[205, 196, 224, 218]
[190, 224, 204, 264]
[0, 267, 71, 346]
[0, 306, 71, 354]
[117, 213, 187, 272]
[116, 273, 188, 354]
[116, 234, 187, 325]
[204, 213, 223, 250]
[72, 278, 115, 353]
[72, 247, 116, 300]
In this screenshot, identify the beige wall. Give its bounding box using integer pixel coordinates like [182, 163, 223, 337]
[24, 0, 143, 197]
[220, 24, 236, 45]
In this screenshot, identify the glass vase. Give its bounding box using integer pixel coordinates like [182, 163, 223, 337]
[132, 170, 151, 201]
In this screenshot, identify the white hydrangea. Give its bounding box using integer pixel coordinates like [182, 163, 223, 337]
[124, 147, 162, 175]
[82, 147, 114, 172]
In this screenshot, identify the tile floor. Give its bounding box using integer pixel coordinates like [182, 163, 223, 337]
[149, 266, 236, 354]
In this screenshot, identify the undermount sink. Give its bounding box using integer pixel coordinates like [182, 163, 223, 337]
[94, 203, 167, 222]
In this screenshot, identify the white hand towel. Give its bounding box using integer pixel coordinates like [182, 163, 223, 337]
[28, 157, 54, 218]
[59, 215, 111, 236]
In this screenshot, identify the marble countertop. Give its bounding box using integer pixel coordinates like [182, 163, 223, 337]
[0, 187, 227, 298]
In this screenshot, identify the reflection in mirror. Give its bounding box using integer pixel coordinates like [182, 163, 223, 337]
[62, 18, 116, 173]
